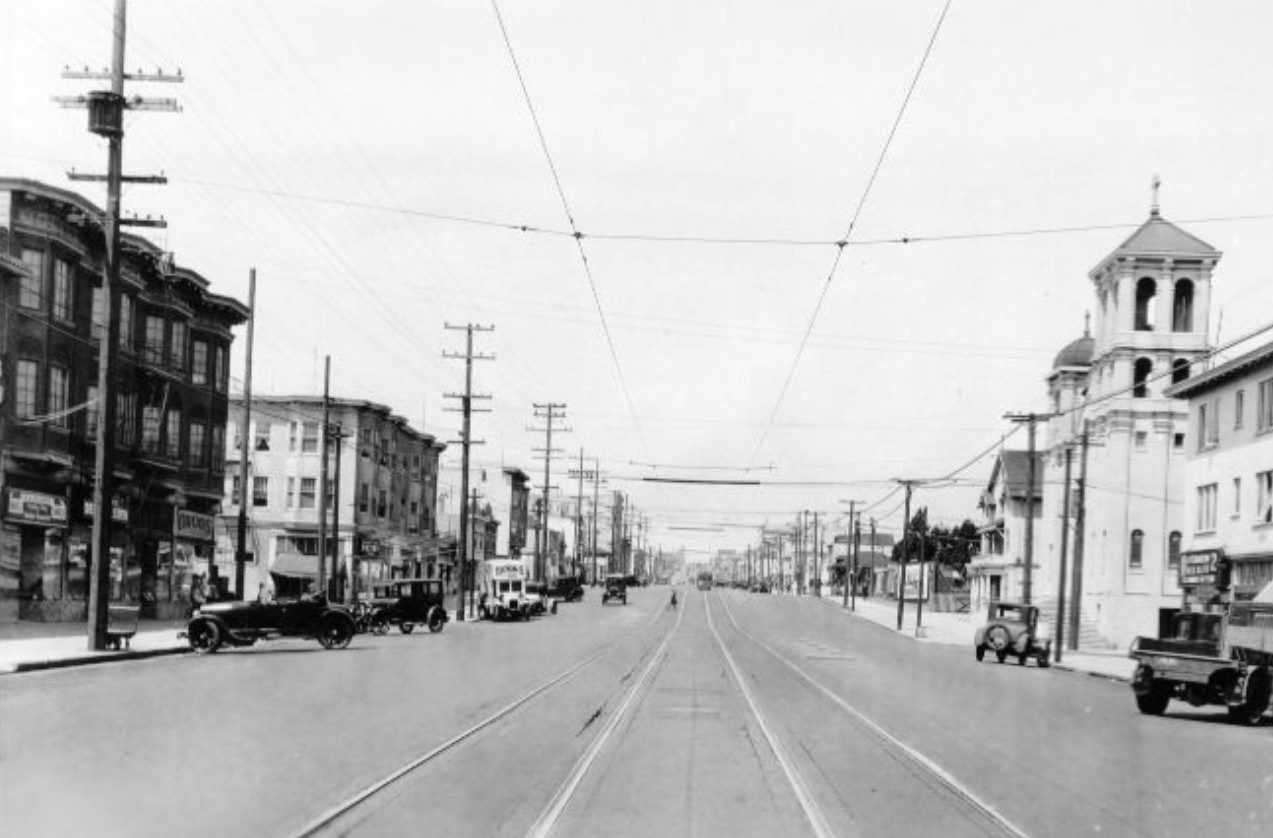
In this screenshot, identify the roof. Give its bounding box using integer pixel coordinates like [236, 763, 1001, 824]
[988, 450, 1045, 500]
[1091, 211, 1220, 276]
[1052, 334, 1095, 370]
[1164, 339, 1273, 399]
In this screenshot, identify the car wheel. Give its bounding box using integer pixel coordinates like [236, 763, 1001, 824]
[369, 611, 390, 635]
[1228, 666, 1271, 726]
[975, 645, 986, 662]
[1037, 653, 1051, 669]
[1136, 685, 1171, 716]
[400, 622, 415, 635]
[985, 624, 1011, 652]
[995, 649, 1008, 664]
[318, 614, 354, 650]
[188, 619, 221, 655]
[1017, 651, 1029, 666]
[427, 606, 446, 633]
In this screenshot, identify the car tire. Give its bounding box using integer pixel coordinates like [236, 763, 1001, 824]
[1018, 652, 1029, 666]
[995, 649, 1008, 664]
[1136, 685, 1171, 716]
[1228, 666, 1271, 726]
[985, 624, 1011, 652]
[370, 612, 390, 636]
[975, 645, 986, 662]
[427, 606, 445, 633]
[1037, 653, 1051, 669]
[318, 614, 355, 650]
[188, 619, 222, 655]
[400, 622, 415, 635]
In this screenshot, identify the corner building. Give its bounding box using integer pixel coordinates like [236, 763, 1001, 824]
[1, 178, 247, 622]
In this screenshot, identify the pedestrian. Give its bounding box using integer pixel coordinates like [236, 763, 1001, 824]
[257, 581, 274, 603]
[189, 573, 207, 617]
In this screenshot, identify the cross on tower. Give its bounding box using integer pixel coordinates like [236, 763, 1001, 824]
[1151, 174, 1162, 217]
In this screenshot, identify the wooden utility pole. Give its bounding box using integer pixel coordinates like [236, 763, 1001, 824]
[318, 357, 330, 594]
[330, 423, 344, 601]
[1055, 443, 1074, 662]
[530, 403, 568, 581]
[62, 0, 181, 649]
[1003, 412, 1054, 605]
[1069, 420, 1090, 650]
[443, 324, 494, 620]
[234, 270, 256, 598]
[896, 481, 916, 631]
[592, 457, 601, 584]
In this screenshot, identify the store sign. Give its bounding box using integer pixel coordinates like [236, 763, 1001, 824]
[83, 499, 130, 523]
[1180, 551, 1221, 587]
[5, 490, 67, 526]
[174, 510, 215, 542]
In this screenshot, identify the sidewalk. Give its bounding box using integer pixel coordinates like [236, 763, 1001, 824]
[0, 619, 188, 674]
[816, 592, 1134, 683]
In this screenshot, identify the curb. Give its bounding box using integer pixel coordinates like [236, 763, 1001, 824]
[5, 645, 188, 675]
[1051, 662, 1132, 684]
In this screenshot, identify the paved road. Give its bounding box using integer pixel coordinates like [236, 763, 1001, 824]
[2, 587, 1270, 838]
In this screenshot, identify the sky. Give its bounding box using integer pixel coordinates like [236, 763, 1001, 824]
[3, 1, 1272, 558]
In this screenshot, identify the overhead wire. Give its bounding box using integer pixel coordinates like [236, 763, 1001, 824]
[745, 0, 956, 469]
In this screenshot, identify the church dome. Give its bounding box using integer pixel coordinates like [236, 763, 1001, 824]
[1053, 334, 1094, 370]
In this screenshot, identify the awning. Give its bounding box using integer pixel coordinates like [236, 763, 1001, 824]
[270, 552, 320, 578]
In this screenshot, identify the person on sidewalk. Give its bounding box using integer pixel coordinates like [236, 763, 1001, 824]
[189, 574, 207, 617]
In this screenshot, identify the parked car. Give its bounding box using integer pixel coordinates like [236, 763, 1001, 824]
[546, 575, 584, 602]
[523, 581, 558, 615]
[184, 592, 357, 654]
[974, 601, 1051, 667]
[367, 577, 449, 634]
[602, 574, 628, 605]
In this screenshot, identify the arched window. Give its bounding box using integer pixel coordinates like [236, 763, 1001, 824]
[1172, 358, 1190, 384]
[1133, 358, 1153, 397]
[1135, 278, 1157, 331]
[1129, 529, 1144, 569]
[1168, 531, 1182, 570]
[1172, 279, 1195, 332]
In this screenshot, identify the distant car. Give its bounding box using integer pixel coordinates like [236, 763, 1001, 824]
[602, 574, 628, 605]
[184, 593, 357, 654]
[367, 578, 449, 634]
[974, 601, 1051, 667]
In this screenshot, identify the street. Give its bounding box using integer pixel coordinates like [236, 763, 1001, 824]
[3, 587, 1270, 838]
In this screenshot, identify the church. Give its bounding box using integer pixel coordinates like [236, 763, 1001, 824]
[979, 190, 1221, 650]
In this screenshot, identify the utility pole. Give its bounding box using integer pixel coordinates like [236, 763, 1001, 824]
[575, 449, 585, 577]
[842, 500, 860, 609]
[1069, 420, 1090, 651]
[896, 480, 917, 631]
[1004, 411, 1053, 605]
[331, 423, 345, 601]
[529, 402, 568, 581]
[1055, 443, 1074, 662]
[61, 0, 181, 649]
[592, 457, 601, 584]
[318, 357, 330, 595]
[443, 323, 494, 621]
[234, 270, 256, 598]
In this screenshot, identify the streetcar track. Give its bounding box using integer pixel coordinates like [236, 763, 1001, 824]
[705, 594, 837, 838]
[717, 592, 1032, 838]
[283, 604, 674, 838]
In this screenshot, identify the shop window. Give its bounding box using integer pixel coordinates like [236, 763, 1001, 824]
[1129, 529, 1144, 569]
[1134, 278, 1157, 331]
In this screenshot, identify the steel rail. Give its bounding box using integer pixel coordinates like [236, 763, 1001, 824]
[523, 601, 684, 838]
[717, 594, 1032, 838]
[284, 605, 672, 838]
[705, 593, 837, 838]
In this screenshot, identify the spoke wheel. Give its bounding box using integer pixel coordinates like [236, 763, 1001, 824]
[1228, 667, 1271, 726]
[400, 622, 415, 635]
[189, 620, 222, 655]
[318, 615, 354, 650]
[427, 607, 445, 633]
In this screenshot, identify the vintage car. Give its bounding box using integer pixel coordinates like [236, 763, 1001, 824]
[184, 593, 357, 654]
[601, 573, 628, 605]
[974, 601, 1051, 667]
[546, 575, 584, 602]
[478, 559, 530, 621]
[522, 581, 559, 616]
[366, 578, 449, 634]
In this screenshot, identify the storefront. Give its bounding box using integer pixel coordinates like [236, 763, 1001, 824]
[2, 488, 68, 621]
